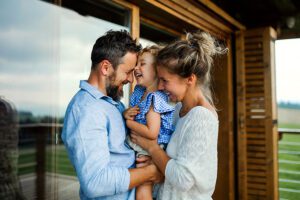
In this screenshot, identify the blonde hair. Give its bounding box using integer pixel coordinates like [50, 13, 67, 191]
[140, 45, 162, 64]
[157, 31, 227, 106]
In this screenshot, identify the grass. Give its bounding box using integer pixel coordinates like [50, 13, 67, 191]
[18, 145, 76, 177]
[279, 123, 300, 129]
[278, 123, 300, 199]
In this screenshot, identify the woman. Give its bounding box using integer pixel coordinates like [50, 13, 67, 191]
[131, 31, 227, 200]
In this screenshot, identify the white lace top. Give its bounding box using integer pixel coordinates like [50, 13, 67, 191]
[157, 103, 219, 200]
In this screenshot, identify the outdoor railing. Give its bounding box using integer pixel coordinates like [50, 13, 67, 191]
[278, 128, 300, 200]
[15, 124, 300, 199]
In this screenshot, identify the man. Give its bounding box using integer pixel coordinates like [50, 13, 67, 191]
[62, 30, 163, 200]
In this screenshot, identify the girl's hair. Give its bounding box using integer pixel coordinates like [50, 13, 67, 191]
[140, 45, 163, 67]
[156, 31, 227, 106]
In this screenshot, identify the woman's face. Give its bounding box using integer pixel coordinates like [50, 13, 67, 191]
[134, 52, 157, 87]
[157, 66, 188, 102]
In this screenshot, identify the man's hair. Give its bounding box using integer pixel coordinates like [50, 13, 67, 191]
[91, 30, 141, 70]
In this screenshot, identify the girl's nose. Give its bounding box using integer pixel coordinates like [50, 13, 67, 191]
[158, 80, 164, 90]
[134, 64, 140, 70]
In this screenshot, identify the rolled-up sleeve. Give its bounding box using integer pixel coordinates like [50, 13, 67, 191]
[62, 105, 130, 198]
[164, 113, 209, 192]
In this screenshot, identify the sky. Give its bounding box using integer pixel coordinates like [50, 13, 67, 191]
[275, 39, 300, 103]
[0, 0, 130, 116]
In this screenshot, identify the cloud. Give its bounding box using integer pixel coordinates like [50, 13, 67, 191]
[0, 0, 129, 116]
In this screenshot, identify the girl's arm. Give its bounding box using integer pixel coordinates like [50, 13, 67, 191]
[126, 106, 161, 140]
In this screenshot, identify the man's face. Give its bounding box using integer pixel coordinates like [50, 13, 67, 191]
[106, 52, 137, 101]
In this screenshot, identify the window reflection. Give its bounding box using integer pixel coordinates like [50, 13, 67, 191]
[0, 0, 129, 199]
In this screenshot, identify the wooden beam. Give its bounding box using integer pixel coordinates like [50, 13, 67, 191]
[170, 0, 232, 32]
[141, 17, 182, 37]
[235, 30, 247, 200]
[111, 0, 140, 39]
[54, 0, 61, 6]
[145, 0, 227, 38]
[197, 0, 246, 30]
[262, 27, 278, 200]
[212, 37, 235, 200]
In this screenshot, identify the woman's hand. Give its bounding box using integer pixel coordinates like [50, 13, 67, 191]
[136, 155, 151, 168]
[123, 106, 140, 120]
[131, 131, 159, 152]
[147, 163, 165, 184]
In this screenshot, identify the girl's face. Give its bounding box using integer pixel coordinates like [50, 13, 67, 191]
[134, 52, 157, 87]
[157, 66, 188, 102]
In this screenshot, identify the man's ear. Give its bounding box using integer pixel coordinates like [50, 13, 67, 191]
[98, 60, 112, 76]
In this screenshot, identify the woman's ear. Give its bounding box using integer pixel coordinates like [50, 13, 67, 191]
[187, 74, 196, 85]
[98, 60, 113, 76]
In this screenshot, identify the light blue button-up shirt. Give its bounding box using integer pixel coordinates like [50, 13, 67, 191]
[62, 80, 135, 200]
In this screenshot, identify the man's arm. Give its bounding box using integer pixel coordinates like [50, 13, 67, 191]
[62, 106, 129, 198]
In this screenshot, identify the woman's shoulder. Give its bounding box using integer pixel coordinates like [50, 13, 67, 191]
[188, 106, 218, 122]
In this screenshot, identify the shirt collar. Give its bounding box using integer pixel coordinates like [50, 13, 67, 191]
[79, 80, 119, 106]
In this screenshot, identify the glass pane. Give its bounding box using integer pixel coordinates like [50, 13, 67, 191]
[140, 23, 178, 44]
[0, 0, 129, 199]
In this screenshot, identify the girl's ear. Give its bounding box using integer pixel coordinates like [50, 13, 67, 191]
[98, 60, 113, 76]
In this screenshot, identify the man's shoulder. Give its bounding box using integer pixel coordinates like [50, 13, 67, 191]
[68, 90, 112, 113]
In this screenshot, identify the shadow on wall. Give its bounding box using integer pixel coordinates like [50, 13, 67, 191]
[0, 97, 26, 200]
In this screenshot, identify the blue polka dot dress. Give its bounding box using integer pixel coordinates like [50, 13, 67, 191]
[129, 85, 175, 144]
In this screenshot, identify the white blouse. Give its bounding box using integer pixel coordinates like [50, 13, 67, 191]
[157, 103, 219, 200]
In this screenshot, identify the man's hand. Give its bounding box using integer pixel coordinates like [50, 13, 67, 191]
[123, 106, 140, 120]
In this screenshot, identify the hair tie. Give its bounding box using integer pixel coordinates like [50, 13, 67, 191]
[189, 40, 198, 49]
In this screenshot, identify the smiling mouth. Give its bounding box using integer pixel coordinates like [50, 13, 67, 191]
[134, 71, 143, 78]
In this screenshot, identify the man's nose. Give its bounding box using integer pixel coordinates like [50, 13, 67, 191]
[127, 72, 134, 83]
[158, 80, 164, 90]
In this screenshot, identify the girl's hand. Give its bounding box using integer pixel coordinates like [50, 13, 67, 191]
[131, 131, 158, 152]
[123, 106, 140, 120]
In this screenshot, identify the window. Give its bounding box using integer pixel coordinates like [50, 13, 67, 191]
[0, 0, 133, 199]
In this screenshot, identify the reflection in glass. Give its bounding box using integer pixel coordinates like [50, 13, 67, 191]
[0, 97, 25, 200]
[0, 0, 129, 199]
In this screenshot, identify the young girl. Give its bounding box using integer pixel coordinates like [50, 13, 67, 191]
[123, 45, 175, 200]
[131, 31, 227, 200]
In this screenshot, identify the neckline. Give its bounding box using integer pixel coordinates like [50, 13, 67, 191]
[178, 103, 218, 121]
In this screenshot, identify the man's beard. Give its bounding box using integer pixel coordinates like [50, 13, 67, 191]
[106, 84, 123, 101]
[106, 73, 124, 101]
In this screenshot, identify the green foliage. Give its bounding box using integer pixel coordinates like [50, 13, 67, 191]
[278, 101, 300, 110]
[279, 133, 300, 199]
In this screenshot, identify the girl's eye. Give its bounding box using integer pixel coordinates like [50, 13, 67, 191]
[141, 63, 145, 66]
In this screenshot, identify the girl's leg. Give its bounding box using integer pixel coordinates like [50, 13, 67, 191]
[136, 183, 153, 200]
